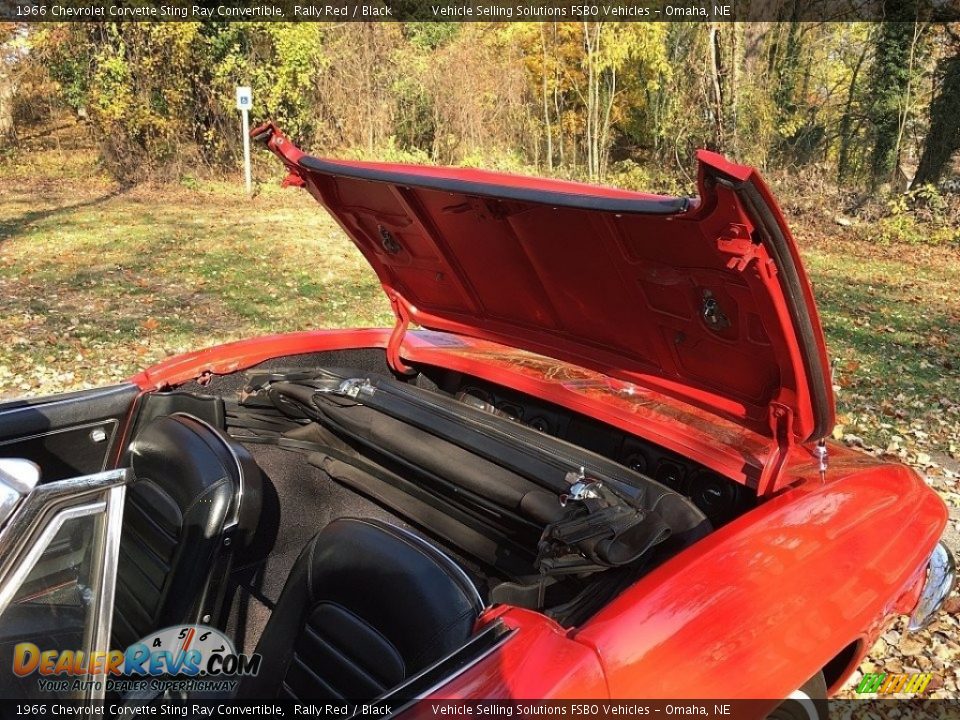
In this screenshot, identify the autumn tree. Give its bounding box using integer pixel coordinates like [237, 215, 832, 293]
[0, 23, 22, 141]
[16, 20, 956, 194]
[867, 0, 928, 188]
[913, 26, 960, 186]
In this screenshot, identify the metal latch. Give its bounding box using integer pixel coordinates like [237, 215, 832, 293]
[314, 378, 375, 399]
[560, 467, 603, 507]
[701, 290, 730, 331]
[338, 378, 374, 399]
[716, 223, 776, 280]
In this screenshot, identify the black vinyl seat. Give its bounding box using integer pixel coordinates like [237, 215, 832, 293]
[238, 517, 484, 699]
[113, 414, 262, 649]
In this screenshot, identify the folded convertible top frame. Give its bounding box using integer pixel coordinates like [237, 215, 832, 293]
[225, 370, 711, 605]
[320, 377, 709, 538]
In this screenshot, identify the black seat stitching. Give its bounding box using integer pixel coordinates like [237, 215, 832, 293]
[290, 652, 345, 699]
[113, 575, 156, 628]
[117, 541, 165, 593]
[303, 618, 389, 691]
[125, 491, 180, 548]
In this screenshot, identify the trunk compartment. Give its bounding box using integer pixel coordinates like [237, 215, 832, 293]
[141, 350, 756, 650]
[223, 367, 711, 629]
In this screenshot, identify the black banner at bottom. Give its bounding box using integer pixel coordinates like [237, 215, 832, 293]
[0, 699, 958, 720]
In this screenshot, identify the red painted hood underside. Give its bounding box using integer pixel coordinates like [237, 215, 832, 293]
[257, 124, 835, 443]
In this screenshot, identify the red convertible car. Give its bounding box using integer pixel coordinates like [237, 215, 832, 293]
[0, 122, 953, 715]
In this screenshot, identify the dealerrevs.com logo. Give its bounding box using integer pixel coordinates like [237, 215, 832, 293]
[12, 624, 261, 695]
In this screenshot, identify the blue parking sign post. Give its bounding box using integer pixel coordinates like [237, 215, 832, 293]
[236, 86, 253, 195]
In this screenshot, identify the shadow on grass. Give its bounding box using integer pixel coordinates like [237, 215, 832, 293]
[32, 248, 393, 343]
[0, 189, 127, 243]
[813, 273, 958, 383]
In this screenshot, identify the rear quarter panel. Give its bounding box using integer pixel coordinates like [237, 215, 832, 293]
[573, 459, 946, 698]
[428, 608, 609, 699]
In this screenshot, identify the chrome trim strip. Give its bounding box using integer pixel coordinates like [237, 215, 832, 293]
[0, 469, 129, 701]
[0, 469, 130, 591]
[0, 458, 42, 490]
[0, 483, 22, 528]
[0, 459, 40, 527]
[0, 500, 106, 616]
[909, 541, 956, 632]
[87, 483, 126, 701]
[409, 627, 515, 702]
[379, 623, 516, 717]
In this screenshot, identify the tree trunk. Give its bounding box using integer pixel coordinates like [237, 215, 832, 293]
[891, 22, 926, 189]
[599, 64, 616, 179]
[708, 24, 725, 150]
[773, 19, 802, 131]
[540, 24, 553, 172]
[867, 0, 921, 188]
[0, 22, 16, 142]
[728, 23, 742, 156]
[837, 44, 868, 184]
[554, 82, 565, 167]
[583, 22, 603, 181]
[913, 52, 960, 186]
[0, 70, 14, 142]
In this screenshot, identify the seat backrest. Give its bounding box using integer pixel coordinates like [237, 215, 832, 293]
[238, 518, 483, 699]
[113, 414, 262, 649]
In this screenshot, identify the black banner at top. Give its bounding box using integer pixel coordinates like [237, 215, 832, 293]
[2, 0, 960, 22]
[3, 699, 960, 720]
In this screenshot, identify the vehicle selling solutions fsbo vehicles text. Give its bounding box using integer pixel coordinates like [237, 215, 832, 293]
[424, 705, 730, 717]
[427, 4, 731, 18]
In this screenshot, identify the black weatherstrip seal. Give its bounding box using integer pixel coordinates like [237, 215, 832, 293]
[298, 155, 690, 215]
[713, 173, 832, 442]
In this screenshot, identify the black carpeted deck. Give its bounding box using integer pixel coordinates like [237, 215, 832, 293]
[222, 442, 495, 654]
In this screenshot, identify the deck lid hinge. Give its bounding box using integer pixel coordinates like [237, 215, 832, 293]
[756, 401, 794, 495]
[716, 223, 776, 280]
[386, 291, 417, 376]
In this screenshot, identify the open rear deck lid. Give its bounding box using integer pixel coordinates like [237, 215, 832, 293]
[256, 123, 834, 445]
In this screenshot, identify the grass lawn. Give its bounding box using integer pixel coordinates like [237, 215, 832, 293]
[806, 236, 960, 476]
[2, 119, 960, 695]
[0, 122, 393, 396]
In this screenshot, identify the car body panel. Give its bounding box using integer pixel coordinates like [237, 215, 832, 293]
[130, 327, 778, 489]
[125, 327, 948, 700]
[130, 327, 394, 391]
[1, 134, 944, 700]
[417, 460, 943, 701]
[424, 607, 610, 700]
[254, 124, 835, 446]
[0, 322, 939, 701]
[573, 460, 945, 698]
[387, 455, 942, 701]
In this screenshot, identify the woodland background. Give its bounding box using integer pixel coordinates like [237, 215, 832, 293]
[0, 18, 959, 697]
[1, 19, 960, 218]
